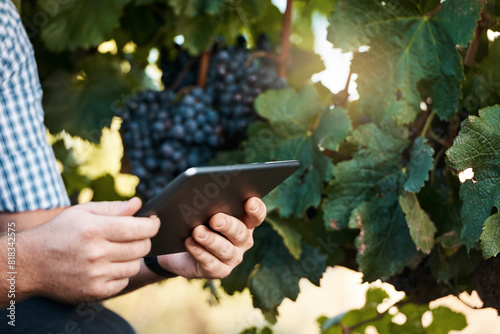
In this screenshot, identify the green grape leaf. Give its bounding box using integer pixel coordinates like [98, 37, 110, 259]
[320, 288, 392, 334]
[351, 194, 420, 281]
[90, 174, 129, 202]
[322, 121, 409, 229]
[328, 0, 480, 124]
[287, 46, 326, 89]
[446, 107, 500, 254]
[223, 224, 326, 323]
[174, 15, 220, 54]
[39, 0, 131, 52]
[313, 107, 352, 151]
[42, 54, 137, 142]
[479, 213, 500, 258]
[52, 140, 90, 197]
[399, 191, 436, 254]
[167, 0, 224, 17]
[255, 87, 323, 134]
[426, 306, 467, 334]
[264, 135, 333, 218]
[245, 87, 334, 218]
[266, 214, 303, 260]
[404, 137, 434, 192]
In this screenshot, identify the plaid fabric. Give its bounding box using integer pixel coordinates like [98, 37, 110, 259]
[0, 0, 69, 212]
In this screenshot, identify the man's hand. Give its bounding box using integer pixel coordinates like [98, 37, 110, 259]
[18, 198, 160, 304]
[157, 197, 266, 279]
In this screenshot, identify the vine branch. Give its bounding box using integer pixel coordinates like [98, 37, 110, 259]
[197, 51, 210, 89]
[170, 56, 196, 91]
[464, 8, 488, 66]
[278, 0, 293, 78]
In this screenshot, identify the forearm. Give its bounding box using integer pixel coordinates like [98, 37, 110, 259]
[0, 207, 67, 233]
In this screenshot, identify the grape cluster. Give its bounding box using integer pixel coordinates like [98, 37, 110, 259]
[388, 264, 446, 304]
[206, 36, 286, 146]
[117, 88, 223, 200]
[121, 35, 285, 199]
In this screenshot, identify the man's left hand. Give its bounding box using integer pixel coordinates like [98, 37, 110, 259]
[157, 197, 266, 279]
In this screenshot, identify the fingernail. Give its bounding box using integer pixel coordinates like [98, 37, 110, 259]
[121, 199, 131, 207]
[215, 215, 225, 228]
[249, 199, 259, 212]
[198, 229, 207, 240]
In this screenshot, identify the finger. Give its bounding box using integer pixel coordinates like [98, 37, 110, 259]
[240, 197, 267, 230]
[108, 259, 142, 280]
[79, 197, 142, 217]
[208, 213, 253, 249]
[96, 215, 160, 242]
[107, 238, 152, 262]
[185, 237, 232, 279]
[192, 225, 242, 265]
[103, 278, 130, 297]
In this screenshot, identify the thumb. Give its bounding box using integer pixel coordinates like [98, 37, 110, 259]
[79, 197, 143, 216]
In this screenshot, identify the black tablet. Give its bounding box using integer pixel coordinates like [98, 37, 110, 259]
[135, 160, 300, 255]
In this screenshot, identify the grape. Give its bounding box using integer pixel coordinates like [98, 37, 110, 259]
[118, 88, 223, 200]
[205, 35, 286, 148]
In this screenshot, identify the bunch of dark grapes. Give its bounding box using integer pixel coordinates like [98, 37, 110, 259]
[206, 35, 286, 147]
[117, 88, 223, 200]
[388, 263, 446, 304]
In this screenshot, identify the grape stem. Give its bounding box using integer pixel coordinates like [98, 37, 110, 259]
[421, 111, 436, 138]
[170, 56, 196, 91]
[197, 51, 210, 88]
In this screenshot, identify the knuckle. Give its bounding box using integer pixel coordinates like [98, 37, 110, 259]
[84, 247, 104, 263]
[245, 236, 254, 249]
[219, 243, 233, 259]
[234, 227, 248, 245]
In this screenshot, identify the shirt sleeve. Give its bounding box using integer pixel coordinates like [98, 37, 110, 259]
[0, 0, 70, 212]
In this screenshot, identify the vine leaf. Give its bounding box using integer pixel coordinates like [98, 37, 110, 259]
[313, 107, 352, 151]
[167, 0, 224, 17]
[399, 191, 436, 254]
[39, 0, 131, 52]
[42, 54, 138, 142]
[266, 214, 303, 260]
[425, 306, 468, 334]
[322, 121, 409, 229]
[246, 87, 345, 218]
[221, 224, 326, 323]
[349, 194, 420, 282]
[328, 0, 480, 124]
[479, 213, 500, 259]
[404, 137, 434, 192]
[446, 106, 500, 255]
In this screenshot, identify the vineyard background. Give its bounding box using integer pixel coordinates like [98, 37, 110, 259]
[15, 0, 500, 333]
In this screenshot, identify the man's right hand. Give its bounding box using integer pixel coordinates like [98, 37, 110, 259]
[18, 198, 159, 304]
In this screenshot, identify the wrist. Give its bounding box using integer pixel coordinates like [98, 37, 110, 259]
[143, 256, 178, 279]
[15, 229, 42, 298]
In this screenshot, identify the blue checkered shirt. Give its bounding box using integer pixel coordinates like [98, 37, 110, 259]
[0, 0, 69, 212]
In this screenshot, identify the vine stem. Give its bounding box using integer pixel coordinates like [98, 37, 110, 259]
[278, 0, 293, 78]
[421, 111, 436, 138]
[197, 51, 210, 89]
[169, 56, 196, 91]
[464, 8, 487, 66]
